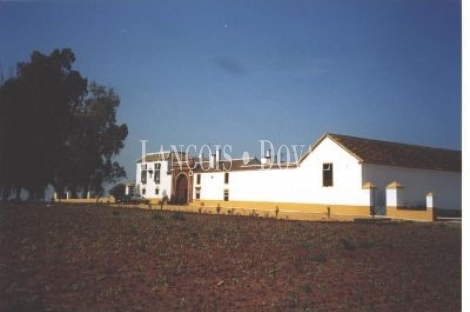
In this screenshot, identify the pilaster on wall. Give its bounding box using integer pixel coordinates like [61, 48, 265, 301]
[386, 181, 404, 208]
[426, 192, 437, 221]
[362, 182, 376, 216]
[426, 192, 434, 209]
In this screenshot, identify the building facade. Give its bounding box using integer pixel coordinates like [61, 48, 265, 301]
[135, 133, 461, 218]
[135, 151, 194, 204]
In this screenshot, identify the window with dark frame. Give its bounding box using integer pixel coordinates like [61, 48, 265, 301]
[141, 170, 147, 184]
[196, 174, 201, 185]
[154, 163, 161, 184]
[224, 172, 229, 184]
[223, 189, 229, 201]
[322, 163, 333, 187]
[142, 188, 146, 195]
[155, 188, 159, 195]
[195, 187, 201, 200]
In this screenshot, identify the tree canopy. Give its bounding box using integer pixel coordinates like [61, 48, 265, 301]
[0, 48, 128, 200]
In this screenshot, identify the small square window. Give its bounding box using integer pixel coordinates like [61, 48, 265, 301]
[223, 189, 229, 201]
[195, 187, 201, 200]
[155, 188, 159, 195]
[142, 188, 146, 195]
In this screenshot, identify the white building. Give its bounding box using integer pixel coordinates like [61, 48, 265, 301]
[135, 151, 195, 204]
[135, 152, 172, 201]
[136, 133, 461, 219]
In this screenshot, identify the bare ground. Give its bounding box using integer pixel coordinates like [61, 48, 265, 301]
[0, 203, 461, 311]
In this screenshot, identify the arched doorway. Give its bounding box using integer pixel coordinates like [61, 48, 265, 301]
[175, 173, 188, 205]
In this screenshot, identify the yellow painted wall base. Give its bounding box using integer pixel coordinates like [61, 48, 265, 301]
[62, 198, 115, 204]
[386, 207, 435, 222]
[189, 199, 370, 221]
[61, 199, 435, 222]
[149, 199, 168, 205]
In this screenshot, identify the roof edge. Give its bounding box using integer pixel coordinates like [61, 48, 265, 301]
[299, 133, 364, 164]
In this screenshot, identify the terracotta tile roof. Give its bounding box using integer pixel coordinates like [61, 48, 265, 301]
[327, 133, 461, 172]
[193, 158, 296, 173]
[137, 152, 193, 163]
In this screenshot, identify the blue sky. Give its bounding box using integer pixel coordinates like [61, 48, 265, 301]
[0, 0, 461, 183]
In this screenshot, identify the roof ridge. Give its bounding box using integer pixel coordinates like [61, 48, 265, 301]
[326, 133, 460, 172]
[327, 133, 460, 153]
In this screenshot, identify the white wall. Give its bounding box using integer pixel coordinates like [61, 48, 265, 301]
[195, 171, 226, 200]
[135, 160, 172, 199]
[195, 137, 369, 207]
[362, 164, 461, 211]
[297, 137, 364, 205]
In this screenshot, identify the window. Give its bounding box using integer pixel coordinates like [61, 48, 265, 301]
[154, 163, 161, 184]
[224, 172, 229, 184]
[142, 188, 146, 195]
[223, 189, 229, 201]
[141, 170, 147, 184]
[196, 174, 201, 185]
[155, 188, 159, 195]
[322, 163, 333, 187]
[142, 164, 147, 170]
[195, 187, 201, 200]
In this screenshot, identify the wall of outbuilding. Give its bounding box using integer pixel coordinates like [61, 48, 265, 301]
[362, 164, 461, 211]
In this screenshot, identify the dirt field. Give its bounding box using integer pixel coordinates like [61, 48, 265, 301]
[0, 203, 461, 311]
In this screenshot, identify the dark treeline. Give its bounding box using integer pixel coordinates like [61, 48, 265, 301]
[0, 48, 128, 201]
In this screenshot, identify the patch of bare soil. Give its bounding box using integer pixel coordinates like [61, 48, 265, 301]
[0, 203, 461, 311]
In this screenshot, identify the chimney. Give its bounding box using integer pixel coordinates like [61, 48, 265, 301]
[209, 153, 215, 169]
[197, 152, 203, 168]
[265, 149, 271, 165]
